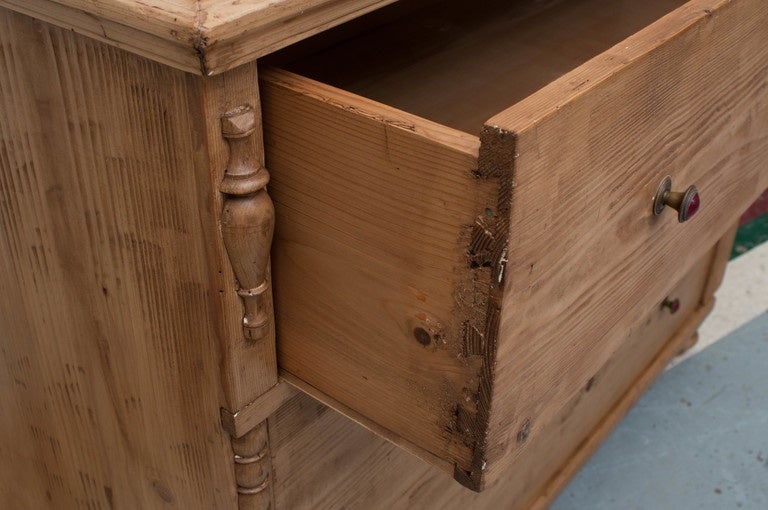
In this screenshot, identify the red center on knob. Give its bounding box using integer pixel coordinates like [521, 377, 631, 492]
[653, 177, 700, 223]
[662, 297, 680, 314]
[686, 192, 700, 219]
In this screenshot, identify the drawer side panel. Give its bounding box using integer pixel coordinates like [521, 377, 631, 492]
[0, 11, 237, 508]
[260, 69, 498, 471]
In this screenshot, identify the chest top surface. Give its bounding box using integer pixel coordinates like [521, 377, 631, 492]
[0, 0, 398, 74]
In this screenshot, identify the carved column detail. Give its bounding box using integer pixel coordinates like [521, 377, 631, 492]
[231, 422, 273, 510]
[219, 105, 275, 341]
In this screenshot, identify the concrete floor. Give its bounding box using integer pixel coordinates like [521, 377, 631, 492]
[552, 241, 768, 509]
[672, 239, 768, 367]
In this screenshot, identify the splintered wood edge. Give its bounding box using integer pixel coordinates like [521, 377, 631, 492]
[471, 0, 742, 490]
[447, 125, 517, 491]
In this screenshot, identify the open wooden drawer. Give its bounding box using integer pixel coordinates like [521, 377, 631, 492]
[267, 236, 733, 510]
[259, 0, 768, 491]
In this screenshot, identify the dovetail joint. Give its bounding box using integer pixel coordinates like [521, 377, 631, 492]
[454, 128, 515, 490]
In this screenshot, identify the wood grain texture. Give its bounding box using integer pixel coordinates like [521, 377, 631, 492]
[262, 0, 768, 490]
[0, 0, 202, 73]
[261, 67, 490, 476]
[526, 301, 715, 510]
[279, 369, 454, 473]
[267, 245, 723, 509]
[200, 0, 400, 75]
[504, 249, 718, 510]
[0, 0, 402, 75]
[0, 10, 236, 508]
[483, 0, 768, 488]
[677, 221, 738, 356]
[256, 66, 507, 480]
[231, 422, 273, 510]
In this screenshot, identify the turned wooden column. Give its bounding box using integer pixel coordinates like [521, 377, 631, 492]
[216, 103, 276, 510]
[231, 423, 273, 510]
[219, 105, 275, 342]
[201, 63, 279, 410]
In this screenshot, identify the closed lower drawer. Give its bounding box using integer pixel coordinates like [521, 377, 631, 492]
[260, 0, 768, 491]
[501, 240, 722, 509]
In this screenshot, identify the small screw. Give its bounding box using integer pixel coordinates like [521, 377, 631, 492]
[497, 249, 508, 285]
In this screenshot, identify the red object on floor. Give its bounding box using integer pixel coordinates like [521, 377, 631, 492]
[740, 189, 768, 225]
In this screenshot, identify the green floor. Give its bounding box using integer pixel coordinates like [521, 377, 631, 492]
[732, 214, 768, 260]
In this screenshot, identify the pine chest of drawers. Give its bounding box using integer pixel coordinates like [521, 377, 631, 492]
[0, 0, 766, 508]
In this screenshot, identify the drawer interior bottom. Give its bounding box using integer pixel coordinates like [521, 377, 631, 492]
[270, 0, 687, 134]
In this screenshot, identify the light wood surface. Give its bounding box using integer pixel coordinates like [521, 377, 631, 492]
[0, 0, 400, 75]
[262, 0, 768, 490]
[484, 0, 768, 488]
[268, 244, 725, 509]
[2, 0, 766, 506]
[526, 302, 715, 510]
[200, 66, 281, 507]
[520, 240, 724, 509]
[0, 10, 237, 508]
[261, 67, 489, 476]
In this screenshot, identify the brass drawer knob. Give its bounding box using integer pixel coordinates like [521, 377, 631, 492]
[661, 297, 681, 314]
[653, 176, 700, 222]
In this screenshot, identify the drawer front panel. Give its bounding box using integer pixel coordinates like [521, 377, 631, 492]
[503, 243, 720, 509]
[485, 0, 768, 486]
